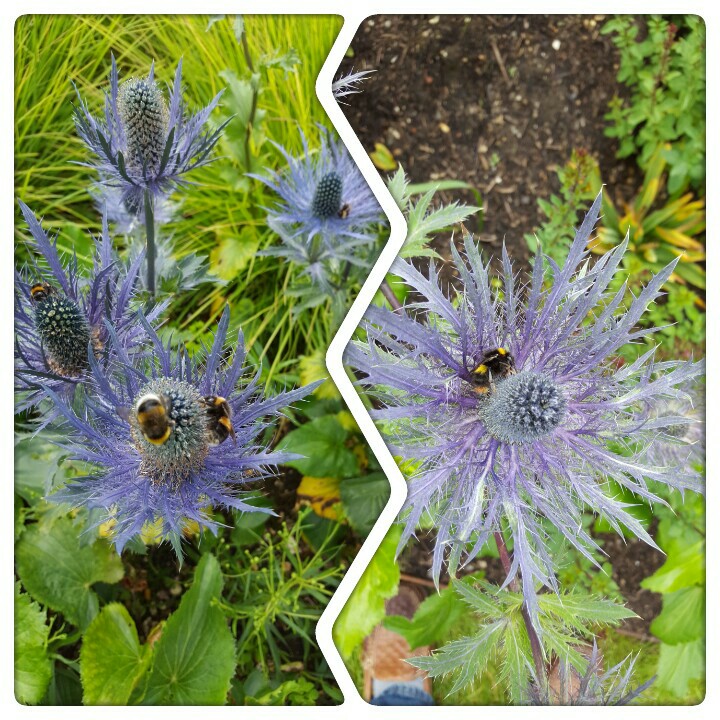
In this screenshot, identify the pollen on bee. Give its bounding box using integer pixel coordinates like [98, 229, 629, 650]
[473, 364, 488, 374]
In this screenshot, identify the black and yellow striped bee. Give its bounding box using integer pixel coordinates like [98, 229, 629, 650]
[135, 393, 174, 445]
[202, 395, 236, 445]
[469, 347, 515, 394]
[338, 203, 351, 219]
[30, 281, 54, 303]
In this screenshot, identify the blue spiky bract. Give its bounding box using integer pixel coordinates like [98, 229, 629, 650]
[47, 306, 320, 556]
[251, 125, 384, 245]
[14, 201, 165, 422]
[347, 192, 704, 619]
[73, 55, 227, 220]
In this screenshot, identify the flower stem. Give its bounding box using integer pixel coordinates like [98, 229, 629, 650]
[144, 189, 155, 296]
[494, 530, 545, 682]
[239, 27, 258, 172]
[380, 280, 402, 312]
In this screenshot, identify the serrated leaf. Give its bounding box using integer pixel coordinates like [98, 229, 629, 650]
[384, 582, 468, 650]
[408, 621, 503, 695]
[141, 554, 235, 705]
[333, 526, 401, 658]
[14, 583, 52, 705]
[539, 593, 637, 626]
[15, 517, 124, 629]
[339, 472, 390, 537]
[650, 586, 705, 644]
[453, 578, 512, 617]
[80, 603, 150, 705]
[276, 415, 359, 478]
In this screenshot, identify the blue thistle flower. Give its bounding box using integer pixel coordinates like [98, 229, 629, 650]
[332, 68, 375, 104]
[14, 201, 164, 420]
[531, 643, 653, 705]
[347, 193, 704, 616]
[45, 306, 320, 554]
[252, 126, 384, 244]
[73, 55, 227, 215]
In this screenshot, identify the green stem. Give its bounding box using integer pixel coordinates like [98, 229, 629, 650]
[240, 28, 258, 172]
[494, 530, 545, 683]
[144, 189, 156, 296]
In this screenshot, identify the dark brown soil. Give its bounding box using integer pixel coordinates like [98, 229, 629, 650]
[339, 14, 640, 275]
[340, 14, 659, 634]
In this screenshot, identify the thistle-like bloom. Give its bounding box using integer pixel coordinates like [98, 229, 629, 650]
[73, 56, 226, 214]
[531, 644, 653, 706]
[332, 68, 375, 104]
[347, 193, 704, 616]
[14, 201, 163, 418]
[252, 126, 383, 244]
[46, 307, 319, 553]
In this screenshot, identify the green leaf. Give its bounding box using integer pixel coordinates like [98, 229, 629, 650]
[339, 472, 390, 537]
[407, 178, 483, 209]
[655, 638, 705, 696]
[15, 517, 124, 629]
[209, 227, 260, 280]
[408, 621, 503, 695]
[80, 603, 150, 705]
[384, 582, 468, 650]
[641, 539, 705, 593]
[333, 526, 401, 658]
[277, 415, 359, 478]
[141, 554, 235, 705]
[539, 592, 637, 627]
[14, 435, 68, 504]
[650, 586, 705, 644]
[14, 583, 52, 705]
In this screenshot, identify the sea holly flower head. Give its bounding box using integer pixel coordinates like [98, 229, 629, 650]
[47, 306, 320, 555]
[73, 55, 227, 215]
[14, 201, 163, 420]
[347, 192, 704, 617]
[252, 126, 383, 244]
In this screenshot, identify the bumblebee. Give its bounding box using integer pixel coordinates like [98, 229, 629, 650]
[135, 393, 174, 445]
[30, 281, 54, 303]
[338, 203, 351, 219]
[469, 347, 515, 394]
[202, 395, 236, 445]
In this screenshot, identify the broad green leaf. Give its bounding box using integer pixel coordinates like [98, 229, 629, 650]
[15, 517, 124, 629]
[80, 603, 150, 705]
[14, 583, 52, 705]
[650, 586, 705, 644]
[384, 582, 468, 650]
[655, 638, 705, 697]
[333, 526, 401, 658]
[370, 142, 397, 171]
[141, 554, 235, 705]
[277, 415, 359, 478]
[340, 472, 390, 537]
[209, 228, 260, 280]
[641, 539, 705, 593]
[14, 436, 68, 504]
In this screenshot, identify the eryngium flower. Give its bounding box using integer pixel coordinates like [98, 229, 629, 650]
[47, 307, 319, 554]
[252, 126, 383, 244]
[73, 56, 226, 213]
[347, 193, 704, 615]
[531, 643, 653, 706]
[14, 201, 162, 418]
[331, 68, 375, 104]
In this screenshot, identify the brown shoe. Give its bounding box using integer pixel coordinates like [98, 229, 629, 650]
[361, 582, 432, 702]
